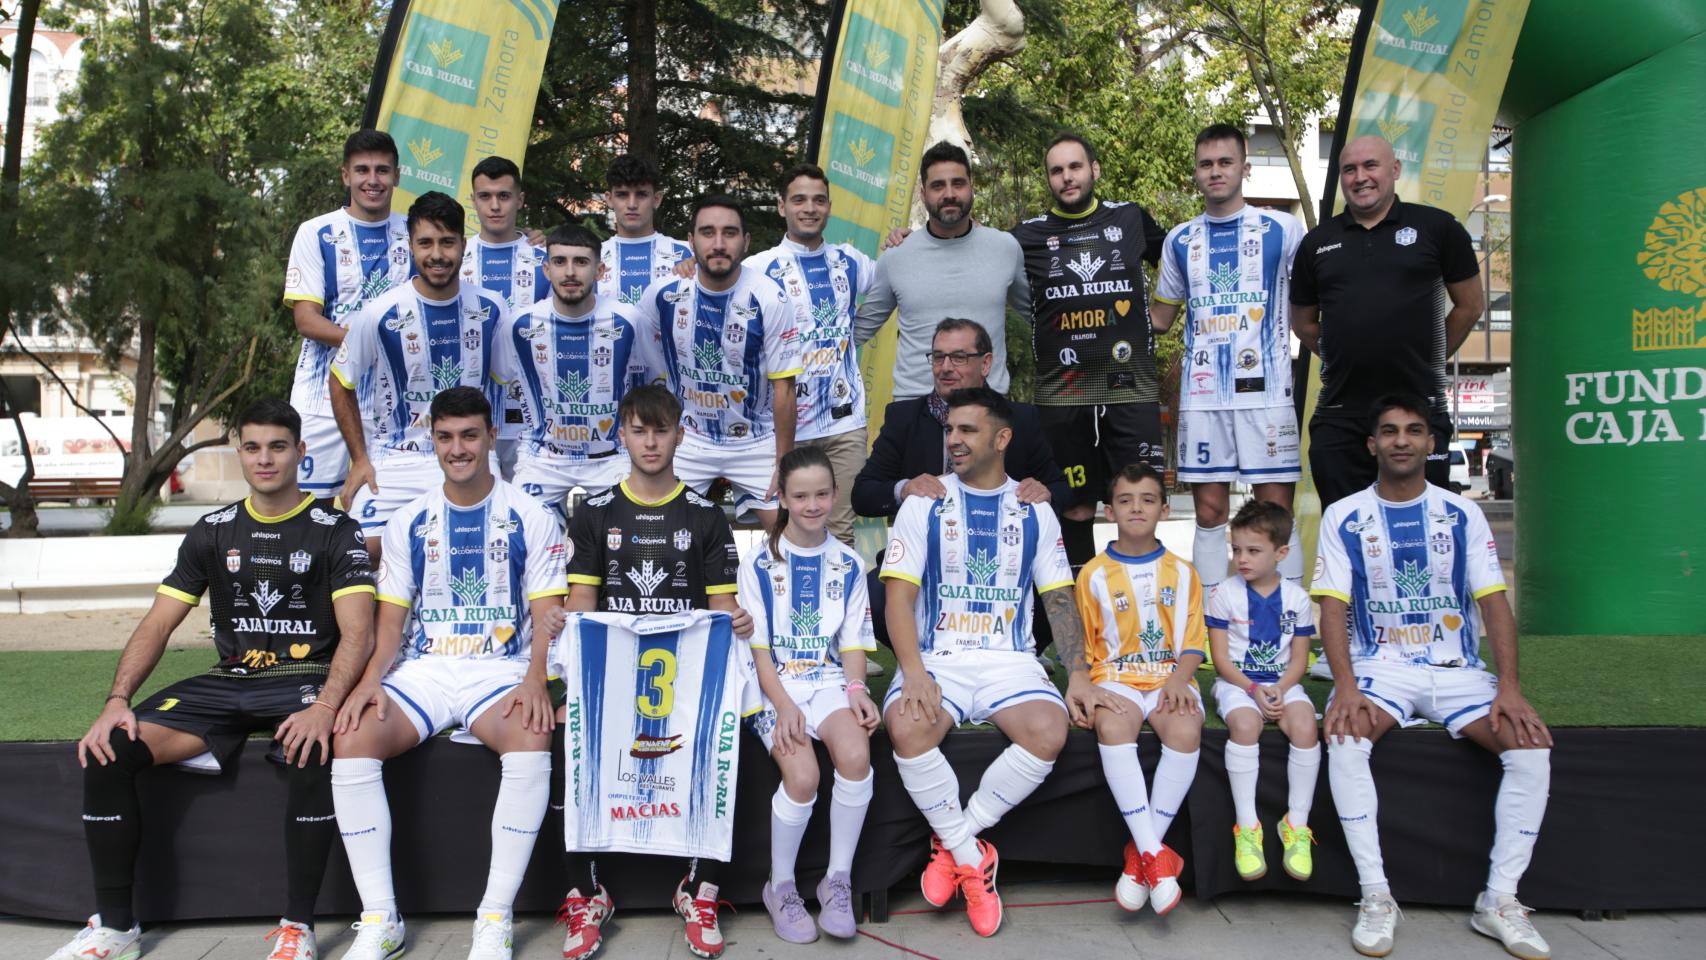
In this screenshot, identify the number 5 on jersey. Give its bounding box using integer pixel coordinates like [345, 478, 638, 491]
[637, 647, 677, 719]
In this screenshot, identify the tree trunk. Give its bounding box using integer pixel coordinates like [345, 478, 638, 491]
[1, 0, 43, 535]
[624, 0, 659, 158]
[915, 0, 1026, 224]
[1244, 52, 1317, 229]
[112, 0, 162, 531]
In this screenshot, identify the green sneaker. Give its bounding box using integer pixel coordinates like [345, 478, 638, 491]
[1233, 822, 1267, 880]
[1280, 816, 1315, 881]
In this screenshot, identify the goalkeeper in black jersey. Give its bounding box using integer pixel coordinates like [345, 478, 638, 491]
[49, 399, 375, 960]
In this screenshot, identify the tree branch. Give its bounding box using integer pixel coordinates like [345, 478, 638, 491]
[147, 334, 255, 474]
[7, 330, 129, 452]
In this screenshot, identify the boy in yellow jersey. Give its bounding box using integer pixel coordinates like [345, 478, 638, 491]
[1076, 463, 1206, 917]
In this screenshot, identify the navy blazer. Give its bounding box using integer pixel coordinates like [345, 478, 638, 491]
[851, 395, 1072, 519]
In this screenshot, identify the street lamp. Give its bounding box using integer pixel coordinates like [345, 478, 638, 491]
[1455, 194, 1509, 444]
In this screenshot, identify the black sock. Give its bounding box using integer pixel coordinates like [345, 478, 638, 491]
[689, 856, 724, 889]
[553, 725, 599, 893]
[83, 730, 154, 931]
[283, 742, 335, 926]
[1061, 516, 1097, 573]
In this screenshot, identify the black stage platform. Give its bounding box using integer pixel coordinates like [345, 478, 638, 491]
[3, 727, 1700, 923]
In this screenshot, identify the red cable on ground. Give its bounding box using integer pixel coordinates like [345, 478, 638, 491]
[857, 928, 943, 959]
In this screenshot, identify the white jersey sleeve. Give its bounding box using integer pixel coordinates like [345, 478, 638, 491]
[1030, 503, 1075, 592]
[839, 554, 876, 653]
[738, 550, 772, 651]
[879, 497, 930, 585]
[329, 302, 378, 391]
[759, 281, 803, 380]
[1288, 581, 1317, 636]
[1464, 504, 1507, 599]
[376, 503, 419, 608]
[1153, 222, 1189, 305]
[284, 220, 327, 305]
[1311, 500, 1354, 604]
[1204, 580, 1232, 629]
[522, 502, 570, 601]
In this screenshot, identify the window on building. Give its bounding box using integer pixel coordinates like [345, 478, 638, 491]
[1319, 125, 1337, 162]
[1247, 126, 1289, 166]
[1, 376, 43, 416]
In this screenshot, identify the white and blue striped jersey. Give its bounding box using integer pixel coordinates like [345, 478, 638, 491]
[551, 610, 762, 860]
[462, 235, 548, 440]
[739, 535, 875, 686]
[490, 299, 663, 462]
[331, 282, 506, 462]
[634, 270, 803, 443]
[1312, 483, 1505, 668]
[745, 239, 873, 441]
[880, 474, 1075, 656]
[1205, 579, 1316, 683]
[1154, 206, 1304, 411]
[377, 480, 568, 662]
[283, 209, 413, 417]
[598, 232, 692, 306]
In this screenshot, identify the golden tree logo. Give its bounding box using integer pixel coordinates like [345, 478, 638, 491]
[862, 39, 890, 69]
[1402, 5, 1440, 37]
[408, 138, 444, 170]
[1376, 116, 1410, 145]
[427, 36, 464, 69]
[848, 138, 877, 168]
[1632, 187, 1706, 352]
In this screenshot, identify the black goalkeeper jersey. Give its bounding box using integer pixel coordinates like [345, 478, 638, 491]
[1011, 198, 1167, 406]
[567, 480, 740, 614]
[158, 495, 374, 676]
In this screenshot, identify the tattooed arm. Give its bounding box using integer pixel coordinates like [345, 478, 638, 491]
[1041, 587, 1125, 728]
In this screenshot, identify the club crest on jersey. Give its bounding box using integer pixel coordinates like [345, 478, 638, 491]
[226, 550, 242, 572]
[405, 331, 422, 354]
[607, 527, 622, 552]
[826, 577, 843, 601]
[1104, 225, 1123, 243]
[1363, 534, 1382, 558]
[1395, 227, 1418, 246]
[593, 347, 613, 368]
[462, 326, 481, 351]
[943, 517, 959, 541]
[390, 246, 409, 268]
[289, 550, 311, 574]
[1046, 235, 1060, 251]
[489, 537, 509, 563]
[1430, 531, 1453, 555]
[1000, 524, 1021, 547]
[673, 528, 692, 551]
[1160, 585, 1176, 607]
[1242, 237, 1260, 258]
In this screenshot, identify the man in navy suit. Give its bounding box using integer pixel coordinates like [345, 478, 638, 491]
[854, 317, 1069, 649]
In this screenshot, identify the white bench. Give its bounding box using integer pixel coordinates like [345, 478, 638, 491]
[0, 535, 181, 614]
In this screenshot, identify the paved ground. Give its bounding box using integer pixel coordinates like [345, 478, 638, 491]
[2, 878, 1696, 959]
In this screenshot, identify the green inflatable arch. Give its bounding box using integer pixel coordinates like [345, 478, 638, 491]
[1499, 3, 1706, 635]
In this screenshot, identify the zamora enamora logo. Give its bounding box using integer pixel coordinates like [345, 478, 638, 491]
[1632, 187, 1706, 352]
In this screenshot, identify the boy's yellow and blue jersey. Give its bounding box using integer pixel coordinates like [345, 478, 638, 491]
[1076, 545, 1207, 690]
[880, 474, 1074, 656]
[1312, 483, 1505, 668]
[377, 479, 568, 663]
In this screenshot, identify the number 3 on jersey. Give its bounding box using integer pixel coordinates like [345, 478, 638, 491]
[637, 647, 677, 719]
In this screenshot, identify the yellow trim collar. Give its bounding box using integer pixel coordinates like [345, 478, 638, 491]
[245, 494, 315, 524]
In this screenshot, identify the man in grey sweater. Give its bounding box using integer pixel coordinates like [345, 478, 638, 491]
[854, 142, 1031, 400]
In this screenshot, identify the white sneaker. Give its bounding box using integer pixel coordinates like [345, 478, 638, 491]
[45, 915, 141, 960]
[467, 912, 513, 960]
[1471, 894, 1552, 960]
[266, 919, 316, 959]
[339, 911, 404, 960]
[1351, 892, 1401, 957]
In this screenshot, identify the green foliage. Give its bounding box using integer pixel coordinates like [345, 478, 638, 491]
[524, 0, 833, 249]
[104, 497, 160, 536]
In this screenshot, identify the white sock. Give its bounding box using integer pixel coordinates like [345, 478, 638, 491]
[1149, 746, 1199, 840]
[1280, 527, 1304, 584]
[769, 785, 816, 886]
[1328, 737, 1386, 889]
[1097, 743, 1161, 855]
[1287, 743, 1321, 827]
[332, 757, 396, 915]
[477, 751, 550, 916]
[1193, 522, 1230, 587]
[1224, 740, 1261, 830]
[894, 749, 978, 866]
[828, 770, 873, 875]
[1487, 749, 1550, 896]
[964, 744, 1054, 835]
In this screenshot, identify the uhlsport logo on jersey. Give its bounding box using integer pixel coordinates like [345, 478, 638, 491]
[839, 12, 908, 107]
[388, 112, 469, 198]
[399, 14, 488, 107]
[1631, 187, 1706, 353]
[826, 112, 895, 206]
[1352, 90, 1436, 166]
[1372, 0, 1466, 74]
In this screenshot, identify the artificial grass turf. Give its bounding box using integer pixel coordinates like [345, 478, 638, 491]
[2, 636, 1701, 742]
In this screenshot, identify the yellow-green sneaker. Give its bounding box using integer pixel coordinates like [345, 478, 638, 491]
[1280, 816, 1315, 881]
[1233, 823, 1267, 880]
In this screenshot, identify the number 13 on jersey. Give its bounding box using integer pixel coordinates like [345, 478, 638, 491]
[636, 646, 677, 719]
